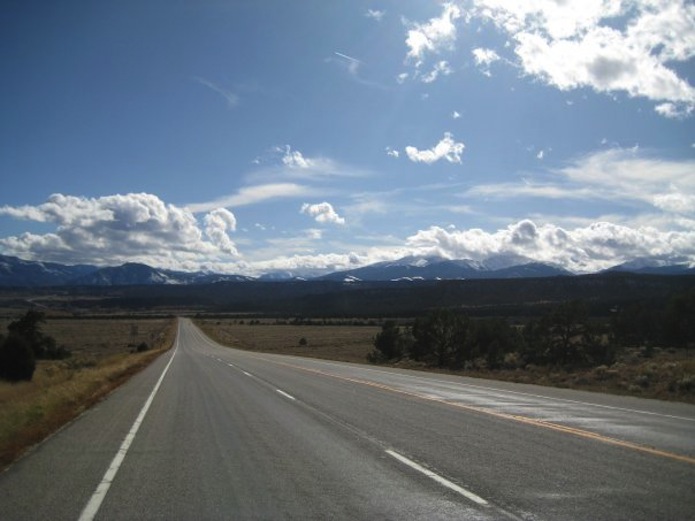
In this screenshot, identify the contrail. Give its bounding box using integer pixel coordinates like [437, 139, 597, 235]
[334, 51, 360, 64]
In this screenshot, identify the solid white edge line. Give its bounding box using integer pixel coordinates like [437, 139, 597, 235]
[276, 389, 296, 401]
[77, 342, 179, 521]
[385, 449, 488, 506]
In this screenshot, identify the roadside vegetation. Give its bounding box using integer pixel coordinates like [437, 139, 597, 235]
[195, 291, 694, 404]
[367, 294, 695, 403]
[0, 314, 176, 468]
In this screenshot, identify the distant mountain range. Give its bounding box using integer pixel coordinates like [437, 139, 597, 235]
[605, 258, 695, 276]
[316, 255, 573, 282]
[0, 255, 252, 287]
[0, 253, 692, 287]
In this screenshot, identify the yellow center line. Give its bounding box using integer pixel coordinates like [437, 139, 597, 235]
[261, 356, 695, 466]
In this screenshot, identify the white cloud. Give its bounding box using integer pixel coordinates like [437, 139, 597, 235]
[655, 102, 694, 119]
[653, 193, 695, 215]
[246, 252, 364, 278]
[189, 147, 370, 213]
[4, 193, 692, 276]
[300, 202, 346, 225]
[558, 148, 695, 210]
[204, 208, 238, 255]
[536, 149, 545, 160]
[249, 145, 368, 182]
[421, 60, 453, 83]
[405, 3, 462, 67]
[464, 147, 695, 215]
[306, 228, 323, 240]
[472, 47, 501, 66]
[366, 9, 385, 22]
[0, 193, 241, 268]
[187, 183, 313, 213]
[467, 181, 596, 201]
[472, 47, 501, 75]
[385, 147, 400, 158]
[452, 110, 461, 119]
[405, 219, 695, 273]
[405, 132, 465, 164]
[471, 0, 695, 116]
[281, 145, 312, 169]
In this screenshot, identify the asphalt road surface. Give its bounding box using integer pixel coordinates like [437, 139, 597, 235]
[1, 318, 694, 520]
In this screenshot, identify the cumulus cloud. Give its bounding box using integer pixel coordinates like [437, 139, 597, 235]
[204, 208, 238, 255]
[246, 251, 365, 278]
[400, 1, 694, 110]
[471, 0, 695, 115]
[405, 132, 465, 164]
[0, 193, 240, 268]
[300, 202, 346, 225]
[281, 145, 312, 169]
[405, 2, 462, 67]
[405, 219, 695, 273]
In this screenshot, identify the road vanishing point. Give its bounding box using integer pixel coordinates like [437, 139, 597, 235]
[1, 318, 694, 520]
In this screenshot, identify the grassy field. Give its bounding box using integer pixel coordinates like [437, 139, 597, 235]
[195, 319, 379, 364]
[0, 316, 177, 469]
[195, 318, 695, 404]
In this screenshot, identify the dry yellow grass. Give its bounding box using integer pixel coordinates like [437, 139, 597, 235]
[195, 319, 380, 364]
[0, 317, 177, 469]
[0, 316, 176, 358]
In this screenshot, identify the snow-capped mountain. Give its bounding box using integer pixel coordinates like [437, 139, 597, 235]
[607, 257, 695, 275]
[0, 255, 251, 286]
[0, 254, 98, 286]
[71, 263, 253, 285]
[317, 255, 572, 282]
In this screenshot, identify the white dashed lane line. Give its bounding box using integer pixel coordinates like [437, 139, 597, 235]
[386, 449, 488, 506]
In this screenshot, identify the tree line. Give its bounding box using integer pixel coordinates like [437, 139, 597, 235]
[369, 291, 695, 370]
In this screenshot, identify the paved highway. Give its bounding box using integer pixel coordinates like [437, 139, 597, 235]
[1, 318, 694, 520]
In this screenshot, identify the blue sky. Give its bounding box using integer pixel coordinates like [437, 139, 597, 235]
[1, 1, 694, 276]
